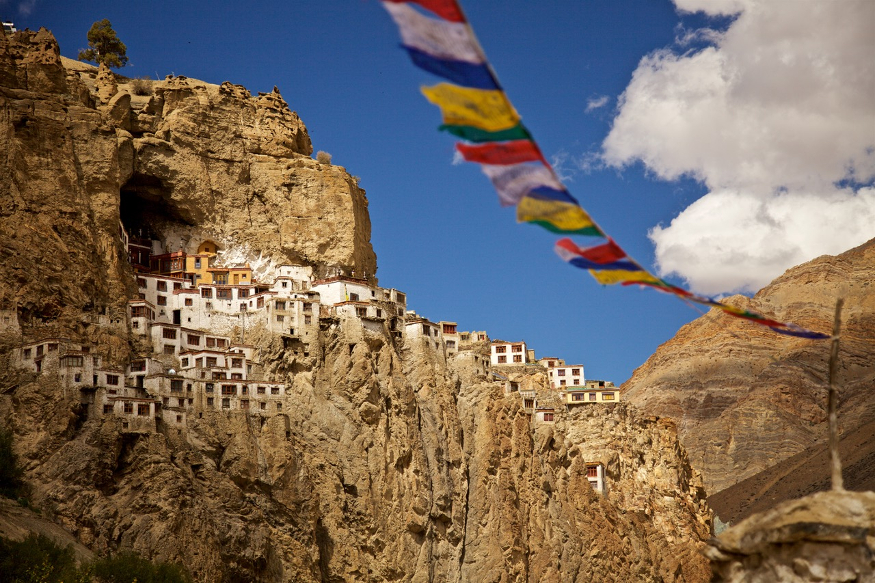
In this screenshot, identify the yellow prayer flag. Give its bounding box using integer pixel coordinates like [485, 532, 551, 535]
[517, 197, 600, 235]
[421, 83, 520, 132]
[589, 269, 661, 286]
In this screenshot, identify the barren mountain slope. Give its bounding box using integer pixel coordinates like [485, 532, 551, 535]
[623, 239, 875, 494]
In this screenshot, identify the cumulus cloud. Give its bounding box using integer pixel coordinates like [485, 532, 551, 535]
[585, 95, 610, 113]
[603, 0, 875, 294]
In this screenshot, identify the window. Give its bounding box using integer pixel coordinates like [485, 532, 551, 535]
[106, 374, 119, 386]
[573, 379, 580, 385]
[217, 289, 230, 299]
[187, 334, 200, 346]
[74, 373, 81, 382]
[356, 307, 367, 317]
[557, 369, 565, 376]
[171, 379, 183, 393]
[573, 393, 586, 401]
[103, 403, 113, 414]
[238, 289, 249, 298]
[212, 372, 226, 380]
[349, 293, 359, 301]
[123, 402, 133, 414]
[231, 358, 243, 368]
[498, 356, 507, 363]
[447, 340, 456, 349]
[157, 281, 167, 291]
[303, 302, 312, 312]
[240, 400, 249, 409]
[257, 386, 266, 395]
[603, 392, 615, 401]
[276, 403, 282, 411]
[195, 258, 201, 268]
[304, 315, 313, 325]
[222, 398, 230, 409]
[512, 344, 522, 353]
[174, 283, 182, 290]
[181, 358, 189, 367]
[443, 324, 456, 334]
[543, 413, 554, 422]
[260, 402, 266, 410]
[221, 384, 235, 395]
[137, 277, 147, 288]
[185, 298, 193, 306]
[589, 393, 597, 402]
[494, 346, 506, 354]
[513, 355, 522, 363]
[276, 300, 286, 310]
[177, 397, 186, 407]
[63, 355, 84, 367]
[206, 357, 217, 368]
[239, 304, 247, 312]
[205, 383, 214, 393]
[201, 288, 212, 298]
[207, 397, 214, 406]
[36, 345, 44, 357]
[271, 387, 280, 395]
[571, 368, 580, 376]
[216, 339, 227, 348]
[281, 281, 288, 288]
[176, 414, 183, 423]
[276, 315, 284, 322]
[23, 348, 31, 359]
[163, 328, 177, 340]
[560, 380, 566, 386]
[587, 466, 599, 478]
[231, 373, 243, 381]
[186, 383, 192, 392]
[523, 399, 534, 409]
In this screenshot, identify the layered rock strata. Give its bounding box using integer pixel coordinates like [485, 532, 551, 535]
[623, 240, 875, 494]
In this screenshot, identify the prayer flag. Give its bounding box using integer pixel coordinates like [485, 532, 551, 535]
[456, 140, 545, 165]
[590, 269, 662, 286]
[383, 0, 466, 23]
[405, 47, 498, 89]
[480, 162, 563, 207]
[517, 197, 602, 236]
[383, 3, 479, 62]
[422, 84, 520, 132]
[555, 238, 627, 264]
[440, 123, 531, 143]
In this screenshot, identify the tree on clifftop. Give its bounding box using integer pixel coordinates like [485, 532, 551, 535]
[78, 19, 128, 68]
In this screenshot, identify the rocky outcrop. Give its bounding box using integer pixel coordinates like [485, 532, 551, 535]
[707, 490, 875, 582]
[0, 28, 376, 352]
[623, 239, 875, 494]
[1, 29, 713, 582]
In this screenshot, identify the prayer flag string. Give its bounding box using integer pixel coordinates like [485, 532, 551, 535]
[380, 0, 830, 340]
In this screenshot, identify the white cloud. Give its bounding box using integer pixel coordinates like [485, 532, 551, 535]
[17, 0, 36, 16]
[603, 0, 875, 294]
[585, 95, 609, 112]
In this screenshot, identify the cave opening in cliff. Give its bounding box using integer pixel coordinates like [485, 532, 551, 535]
[120, 172, 194, 239]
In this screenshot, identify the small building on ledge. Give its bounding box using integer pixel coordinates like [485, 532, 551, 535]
[586, 462, 606, 493]
[563, 380, 618, 404]
[548, 364, 584, 389]
[490, 340, 528, 366]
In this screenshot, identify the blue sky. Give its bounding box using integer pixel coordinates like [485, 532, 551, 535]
[10, 0, 874, 382]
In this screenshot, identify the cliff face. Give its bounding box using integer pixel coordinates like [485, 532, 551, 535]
[0, 27, 376, 348]
[623, 240, 875, 495]
[1, 29, 712, 582]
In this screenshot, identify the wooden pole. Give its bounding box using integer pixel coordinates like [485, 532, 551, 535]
[827, 298, 844, 492]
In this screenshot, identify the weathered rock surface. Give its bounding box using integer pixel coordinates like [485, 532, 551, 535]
[0, 29, 713, 581]
[623, 239, 875, 494]
[707, 490, 875, 582]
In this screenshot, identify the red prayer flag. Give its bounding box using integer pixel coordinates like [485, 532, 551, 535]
[383, 0, 466, 22]
[456, 140, 546, 165]
[556, 238, 627, 264]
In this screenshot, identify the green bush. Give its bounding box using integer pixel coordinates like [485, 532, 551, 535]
[0, 428, 23, 499]
[0, 533, 88, 583]
[91, 552, 190, 583]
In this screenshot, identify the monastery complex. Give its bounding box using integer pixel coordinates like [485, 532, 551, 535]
[11, 223, 619, 492]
